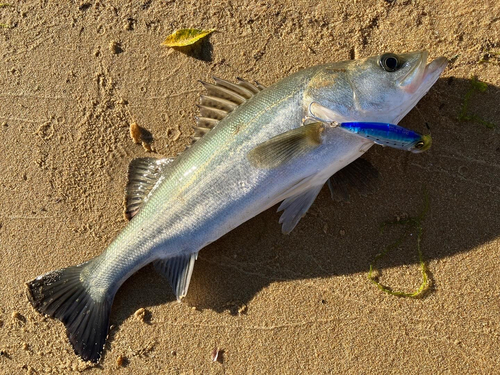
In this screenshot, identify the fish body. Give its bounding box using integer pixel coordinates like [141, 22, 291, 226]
[338, 122, 432, 152]
[26, 51, 447, 362]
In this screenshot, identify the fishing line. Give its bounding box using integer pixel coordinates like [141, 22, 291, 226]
[415, 105, 432, 135]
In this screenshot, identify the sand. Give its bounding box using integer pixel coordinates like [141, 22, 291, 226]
[1, 0, 499, 373]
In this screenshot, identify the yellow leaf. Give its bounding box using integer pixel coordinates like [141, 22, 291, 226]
[161, 28, 215, 48]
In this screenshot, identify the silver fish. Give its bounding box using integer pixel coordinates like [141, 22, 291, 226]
[26, 51, 447, 362]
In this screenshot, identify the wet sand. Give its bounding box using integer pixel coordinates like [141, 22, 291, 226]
[1, 1, 499, 373]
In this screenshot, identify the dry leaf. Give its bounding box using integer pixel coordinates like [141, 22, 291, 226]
[161, 28, 215, 48]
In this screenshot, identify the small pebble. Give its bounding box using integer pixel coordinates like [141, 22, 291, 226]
[109, 41, 123, 54]
[130, 122, 142, 144]
[134, 308, 146, 322]
[12, 311, 23, 321]
[211, 347, 220, 362]
[238, 305, 248, 315]
[396, 213, 409, 222]
[116, 354, 127, 367]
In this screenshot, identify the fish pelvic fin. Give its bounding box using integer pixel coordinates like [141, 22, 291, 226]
[26, 261, 113, 363]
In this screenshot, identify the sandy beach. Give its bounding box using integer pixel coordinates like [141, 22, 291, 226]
[1, 1, 499, 373]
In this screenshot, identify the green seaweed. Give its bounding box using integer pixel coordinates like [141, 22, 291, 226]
[367, 190, 430, 298]
[458, 76, 495, 129]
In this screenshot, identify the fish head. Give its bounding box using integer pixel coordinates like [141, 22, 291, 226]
[356, 51, 448, 122]
[305, 51, 448, 124]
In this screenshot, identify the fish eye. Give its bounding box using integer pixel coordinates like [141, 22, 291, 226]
[414, 140, 425, 149]
[379, 53, 400, 72]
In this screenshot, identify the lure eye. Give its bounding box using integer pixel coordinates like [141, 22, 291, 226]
[414, 140, 425, 149]
[379, 53, 400, 72]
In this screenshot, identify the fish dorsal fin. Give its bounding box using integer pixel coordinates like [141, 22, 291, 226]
[125, 157, 173, 220]
[247, 123, 325, 169]
[327, 158, 379, 203]
[153, 252, 198, 301]
[278, 185, 324, 234]
[193, 77, 265, 142]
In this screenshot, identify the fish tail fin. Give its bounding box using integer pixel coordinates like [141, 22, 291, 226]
[26, 261, 113, 363]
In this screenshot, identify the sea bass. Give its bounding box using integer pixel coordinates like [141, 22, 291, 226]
[26, 51, 447, 362]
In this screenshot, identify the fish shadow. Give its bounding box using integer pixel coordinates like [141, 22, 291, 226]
[110, 76, 499, 321]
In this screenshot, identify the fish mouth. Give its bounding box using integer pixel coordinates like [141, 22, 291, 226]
[391, 53, 447, 124]
[399, 51, 448, 94]
[418, 55, 448, 92]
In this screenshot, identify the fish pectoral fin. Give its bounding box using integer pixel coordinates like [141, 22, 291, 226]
[153, 252, 198, 301]
[125, 157, 174, 220]
[327, 158, 380, 203]
[247, 123, 325, 169]
[278, 184, 324, 234]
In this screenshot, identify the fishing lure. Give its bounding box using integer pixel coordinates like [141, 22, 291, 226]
[307, 101, 432, 153]
[337, 122, 432, 153]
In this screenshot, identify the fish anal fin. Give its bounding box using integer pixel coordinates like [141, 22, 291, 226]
[278, 185, 323, 234]
[125, 157, 173, 220]
[247, 123, 325, 169]
[153, 252, 198, 301]
[327, 158, 380, 203]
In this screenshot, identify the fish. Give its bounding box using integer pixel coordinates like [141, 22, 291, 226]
[25, 50, 447, 363]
